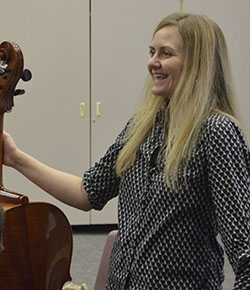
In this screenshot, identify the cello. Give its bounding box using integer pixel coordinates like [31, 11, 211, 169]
[0, 41, 73, 290]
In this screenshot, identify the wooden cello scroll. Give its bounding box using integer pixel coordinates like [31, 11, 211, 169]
[0, 41, 32, 187]
[0, 41, 73, 290]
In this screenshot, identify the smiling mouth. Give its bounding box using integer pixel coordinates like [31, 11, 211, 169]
[153, 73, 168, 80]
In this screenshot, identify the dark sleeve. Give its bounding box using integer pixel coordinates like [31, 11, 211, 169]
[206, 115, 250, 289]
[83, 120, 131, 210]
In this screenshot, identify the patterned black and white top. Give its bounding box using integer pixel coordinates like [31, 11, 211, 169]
[83, 109, 250, 290]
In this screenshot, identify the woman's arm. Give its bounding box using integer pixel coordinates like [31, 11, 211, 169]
[205, 115, 250, 289]
[3, 131, 92, 211]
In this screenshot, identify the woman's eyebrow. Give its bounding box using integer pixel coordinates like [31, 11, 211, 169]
[149, 45, 175, 52]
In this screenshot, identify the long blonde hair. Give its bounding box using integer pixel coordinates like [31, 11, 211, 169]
[116, 13, 236, 187]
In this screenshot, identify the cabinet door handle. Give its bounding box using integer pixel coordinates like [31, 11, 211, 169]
[80, 102, 85, 117]
[180, 0, 184, 12]
[96, 102, 101, 116]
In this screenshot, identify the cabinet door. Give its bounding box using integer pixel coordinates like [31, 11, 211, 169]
[90, 0, 181, 224]
[1, 0, 90, 224]
[183, 0, 250, 142]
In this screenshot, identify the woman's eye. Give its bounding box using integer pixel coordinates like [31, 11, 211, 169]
[149, 50, 155, 57]
[163, 51, 171, 57]
[148, 49, 171, 58]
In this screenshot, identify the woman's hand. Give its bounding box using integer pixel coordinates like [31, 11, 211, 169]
[2, 131, 91, 211]
[2, 131, 20, 168]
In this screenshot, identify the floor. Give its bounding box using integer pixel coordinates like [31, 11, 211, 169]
[69, 225, 117, 289]
[66, 225, 235, 290]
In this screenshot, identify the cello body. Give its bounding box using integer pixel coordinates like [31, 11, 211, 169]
[0, 42, 73, 289]
[0, 191, 72, 290]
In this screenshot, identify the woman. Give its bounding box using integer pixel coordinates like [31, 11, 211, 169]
[3, 13, 250, 289]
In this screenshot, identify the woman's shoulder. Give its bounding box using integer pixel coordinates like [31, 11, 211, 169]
[201, 113, 249, 151]
[205, 113, 239, 131]
[203, 113, 243, 139]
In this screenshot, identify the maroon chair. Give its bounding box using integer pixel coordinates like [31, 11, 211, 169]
[93, 230, 118, 290]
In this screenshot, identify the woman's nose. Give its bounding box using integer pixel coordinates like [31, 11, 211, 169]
[148, 55, 161, 69]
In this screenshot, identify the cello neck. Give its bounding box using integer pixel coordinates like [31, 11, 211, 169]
[0, 113, 3, 188]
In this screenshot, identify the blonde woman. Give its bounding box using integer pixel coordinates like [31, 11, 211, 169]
[2, 13, 250, 289]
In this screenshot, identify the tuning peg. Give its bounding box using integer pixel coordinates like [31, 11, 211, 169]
[13, 69, 32, 96]
[0, 67, 5, 75]
[21, 69, 32, 82]
[14, 89, 25, 96]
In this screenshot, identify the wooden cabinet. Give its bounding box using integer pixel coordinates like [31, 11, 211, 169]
[1, 0, 181, 225]
[1, 0, 91, 225]
[90, 0, 180, 224]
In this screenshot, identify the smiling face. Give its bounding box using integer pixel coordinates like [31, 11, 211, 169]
[148, 25, 184, 98]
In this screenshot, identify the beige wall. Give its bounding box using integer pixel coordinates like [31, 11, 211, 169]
[182, 0, 250, 142]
